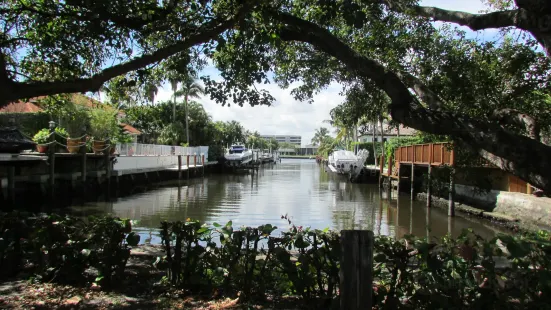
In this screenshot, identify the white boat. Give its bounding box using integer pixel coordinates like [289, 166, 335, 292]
[224, 144, 253, 166]
[327, 149, 370, 180]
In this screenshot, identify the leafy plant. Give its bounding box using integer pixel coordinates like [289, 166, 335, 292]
[89, 108, 119, 141]
[158, 122, 185, 145]
[60, 104, 90, 137]
[32, 128, 51, 144]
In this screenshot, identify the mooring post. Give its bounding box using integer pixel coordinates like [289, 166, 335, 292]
[48, 121, 56, 199]
[427, 165, 432, 208]
[340, 230, 373, 310]
[379, 156, 384, 188]
[7, 166, 15, 205]
[448, 167, 455, 217]
[186, 155, 190, 179]
[410, 164, 415, 200]
[178, 155, 182, 179]
[202, 154, 205, 177]
[396, 163, 401, 194]
[448, 145, 456, 217]
[80, 141, 87, 183]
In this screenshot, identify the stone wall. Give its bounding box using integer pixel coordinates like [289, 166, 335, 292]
[494, 192, 551, 229]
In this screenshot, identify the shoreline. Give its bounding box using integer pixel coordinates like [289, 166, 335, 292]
[414, 192, 542, 234]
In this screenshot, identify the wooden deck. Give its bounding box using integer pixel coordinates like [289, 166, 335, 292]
[380, 142, 454, 178]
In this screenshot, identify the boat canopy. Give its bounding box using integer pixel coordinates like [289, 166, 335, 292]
[332, 150, 358, 161]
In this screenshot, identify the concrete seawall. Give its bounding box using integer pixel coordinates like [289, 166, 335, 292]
[416, 190, 551, 232]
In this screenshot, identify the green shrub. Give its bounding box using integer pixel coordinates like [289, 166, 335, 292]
[32, 128, 51, 144]
[0, 213, 139, 287]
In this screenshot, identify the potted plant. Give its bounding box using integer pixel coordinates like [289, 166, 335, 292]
[89, 108, 119, 154]
[60, 105, 90, 153]
[54, 127, 69, 153]
[32, 128, 51, 153]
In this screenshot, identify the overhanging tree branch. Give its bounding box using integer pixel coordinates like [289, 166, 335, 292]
[272, 11, 551, 193]
[3, 6, 252, 106]
[382, 0, 551, 57]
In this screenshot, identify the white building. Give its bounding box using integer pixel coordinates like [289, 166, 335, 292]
[260, 134, 301, 146]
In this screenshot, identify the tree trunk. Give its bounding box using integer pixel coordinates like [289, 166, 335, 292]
[379, 117, 385, 163]
[173, 93, 177, 146]
[276, 12, 551, 193]
[185, 94, 190, 146]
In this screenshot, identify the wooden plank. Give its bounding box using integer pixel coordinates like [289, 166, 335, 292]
[340, 230, 373, 310]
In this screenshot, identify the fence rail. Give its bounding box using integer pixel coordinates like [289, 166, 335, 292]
[115, 143, 209, 161]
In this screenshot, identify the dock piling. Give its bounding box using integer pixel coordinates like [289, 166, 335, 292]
[448, 167, 456, 217]
[178, 155, 182, 179]
[48, 121, 56, 199]
[340, 230, 373, 310]
[427, 165, 432, 208]
[411, 164, 415, 200]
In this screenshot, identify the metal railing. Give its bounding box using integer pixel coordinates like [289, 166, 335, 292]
[115, 143, 209, 161]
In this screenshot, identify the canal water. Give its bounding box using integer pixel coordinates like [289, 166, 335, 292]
[68, 159, 505, 243]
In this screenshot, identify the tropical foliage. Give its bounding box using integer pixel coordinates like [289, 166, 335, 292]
[3, 213, 551, 308]
[3, 0, 551, 191]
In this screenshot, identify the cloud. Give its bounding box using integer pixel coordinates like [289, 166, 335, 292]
[155, 81, 342, 147]
[153, 0, 507, 147]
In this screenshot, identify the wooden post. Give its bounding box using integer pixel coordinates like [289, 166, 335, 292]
[379, 156, 384, 188]
[396, 163, 401, 194]
[410, 164, 415, 200]
[427, 166, 432, 208]
[448, 143, 456, 217]
[202, 154, 205, 177]
[80, 142, 87, 182]
[7, 166, 15, 204]
[340, 230, 373, 310]
[387, 155, 392, 178]
[448, 167, 455, 217]
[178, 155, 182, 179]
[186, 155, 190, 179]
[48, 123, 56, 199]
[527, 183, 533, 195]
[104, 146, 111, 189]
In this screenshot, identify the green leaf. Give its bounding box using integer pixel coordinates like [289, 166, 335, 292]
[213, 222, 221, 228]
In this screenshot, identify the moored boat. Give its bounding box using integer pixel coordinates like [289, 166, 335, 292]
[224, 144, 253, 167]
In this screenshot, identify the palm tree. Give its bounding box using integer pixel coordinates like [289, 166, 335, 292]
[311, 127, 330, 146]
[173, 75, 204, 145]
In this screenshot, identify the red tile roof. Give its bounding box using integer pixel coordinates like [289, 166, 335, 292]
[0, 101, 43, 113]
[120, 123, 141, 135]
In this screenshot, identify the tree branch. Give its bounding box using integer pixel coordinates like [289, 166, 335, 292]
[492, 108, 541, 141]
[3, 9, 248, 105]
[411, 7, 522, 31]
[384, 1, 551, 57]
[272, 11, 551, 193]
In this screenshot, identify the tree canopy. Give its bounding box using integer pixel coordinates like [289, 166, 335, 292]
[3, 0, 551, 193]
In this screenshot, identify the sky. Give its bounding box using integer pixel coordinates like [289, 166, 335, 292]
[154, 0, 500, 147]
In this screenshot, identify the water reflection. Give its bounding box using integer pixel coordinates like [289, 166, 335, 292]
[67, 159, 506, 241]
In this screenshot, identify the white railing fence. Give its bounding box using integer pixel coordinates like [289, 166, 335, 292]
[115, 143, 209, 162]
